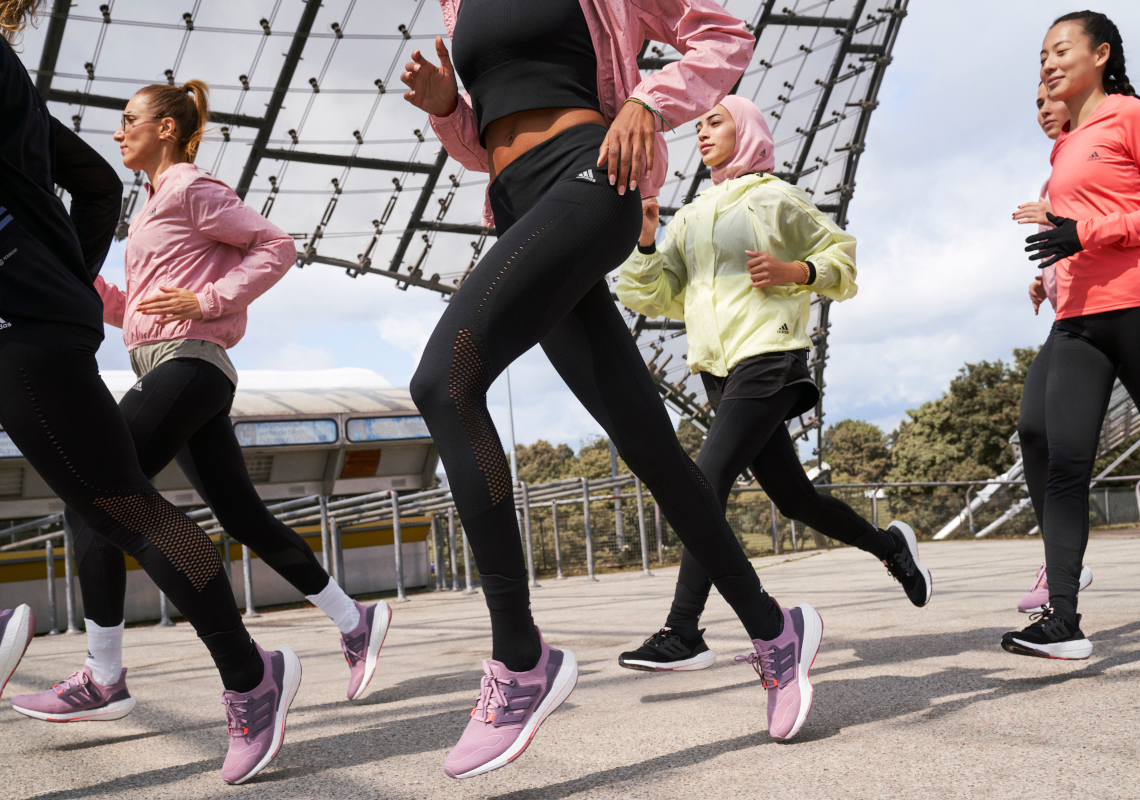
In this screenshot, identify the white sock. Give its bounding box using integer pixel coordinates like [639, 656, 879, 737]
[84, 619, 124, 686]
[306, 580, 361, 634]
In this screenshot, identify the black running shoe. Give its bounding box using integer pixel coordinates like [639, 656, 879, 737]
[1001, 607, 1092, 660]
[883, 520, 932, 607]
[618, 628, 716, 671]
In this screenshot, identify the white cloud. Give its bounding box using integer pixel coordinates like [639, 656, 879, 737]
[259, 342, 338, 371]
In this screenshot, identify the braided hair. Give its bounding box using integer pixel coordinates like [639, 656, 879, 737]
[1053, 11, 1136, 97]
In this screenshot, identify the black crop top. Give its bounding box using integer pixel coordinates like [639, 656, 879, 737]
[450, 0, 601, 146]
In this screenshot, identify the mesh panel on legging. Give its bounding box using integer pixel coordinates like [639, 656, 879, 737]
[70, 356, 332, 627]
[412, 148, 782, 656]
[666, 389, 884, 632]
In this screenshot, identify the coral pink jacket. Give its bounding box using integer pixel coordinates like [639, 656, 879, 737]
[431, 0, 753, 226]
[95, 162, 295, 350]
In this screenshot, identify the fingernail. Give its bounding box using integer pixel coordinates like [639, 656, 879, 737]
[618, 186, 625, 195]
[609, 174, 616, 185]
[630, 180, 637, 190]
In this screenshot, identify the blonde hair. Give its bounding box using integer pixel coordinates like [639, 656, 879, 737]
[136, 80, 210, 162]
[1, 0, 43, 44]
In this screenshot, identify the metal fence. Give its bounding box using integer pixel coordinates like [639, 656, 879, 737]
[7, 473, 1140, 632]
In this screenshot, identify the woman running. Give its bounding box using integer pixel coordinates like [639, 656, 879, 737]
[0, 2, 296, 784]
[1012, 82, 1094, 615]
[615, 96, 931, 672]
[403, 0, 821, 774]
[9, 81, 389, 726]
[1002, 10, 1140, 660]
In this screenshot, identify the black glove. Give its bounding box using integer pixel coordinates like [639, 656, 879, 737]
[1025, 213, 1083, 268]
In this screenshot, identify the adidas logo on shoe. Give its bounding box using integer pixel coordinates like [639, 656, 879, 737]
[777, 323, 790, 334]
[1088, 151, 1102, 161]
[0, 317, 11, 331]
[576, 170, 596, 183]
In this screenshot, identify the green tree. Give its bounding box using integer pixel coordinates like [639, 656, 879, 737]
[821, 419, 890, 484]
[515, 440, 578, 484]
[676, 418, 705, 460]
[888, 347, 1037, 482]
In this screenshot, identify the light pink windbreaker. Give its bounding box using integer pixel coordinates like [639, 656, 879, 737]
[95, 162, 295, 350]
[431, 0, 754, 227]
[1039, 179, 1057, 312]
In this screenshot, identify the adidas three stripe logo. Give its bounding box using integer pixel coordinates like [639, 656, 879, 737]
[777, 323, 790, 334]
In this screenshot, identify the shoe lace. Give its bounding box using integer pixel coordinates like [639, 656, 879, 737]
[1031, 564, 1048, 592]
[223, 695, 251, 738]
[471, 669, 513, 724]
[54, 670, 89, 696]
[734, 647, 779, 689]
[645, 628, 681, 649]
[884, 546, 916, 583]
[340, 633, 364, 668]
[1028, 606, 1070, 637]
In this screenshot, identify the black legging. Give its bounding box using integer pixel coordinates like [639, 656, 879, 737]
[666, 385, 887, 629]
[1018, 331, 1053, 531]
[71, 357, 332, 628]
[410, 124, 779, 669]
[1039, 307, 1140, 621]
[0, 317, 260, 690]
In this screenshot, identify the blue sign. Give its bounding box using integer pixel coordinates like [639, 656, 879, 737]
[234, 419, 338, 447]
[346, 416, 430, 442]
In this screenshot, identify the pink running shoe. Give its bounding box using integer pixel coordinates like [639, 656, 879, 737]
[736, 603, 823, 742]
[1018, 564, 1093, 613]
[341, 600, 391, 701]
[221, 645, 302, 785]
[0, 605, 34, 699]
[443, 629, 578, 779]
[10, 666, 135, 722]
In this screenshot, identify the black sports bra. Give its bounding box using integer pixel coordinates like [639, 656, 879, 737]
[450, 0, 601, 146]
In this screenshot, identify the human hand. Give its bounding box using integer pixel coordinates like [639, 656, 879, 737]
[1025, 213, 1083, 268]
[598, 100, 656, 195]
[639, 197, 659, 247]
[746, 251, 805, 288]
[1013, 200, 1055, 226]
[1029, 276, 1047, 315]
[137, 286, 203, 325]
[400, 36, 459, 117]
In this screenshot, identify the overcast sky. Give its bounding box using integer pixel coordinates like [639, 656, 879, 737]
[17, 1, 1138, 456]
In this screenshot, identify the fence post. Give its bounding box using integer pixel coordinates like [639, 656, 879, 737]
[158, 591, 175, 626]
[770, 501, 780, 555]
[242, 545, 259, 618]
[431, 514, 444, 590]
[655, 502, 663, 563]
[331, 517, 346, 591]
[581, 478, 597, 581]
[45, 536, 60, 635]
[62, 520, 79, 634]
[609, 441, 626, 550]
[318, 495, 332, 574]
[1105, 487, 1111, 525]
[965, 486, 976, 537]
[790, 519, 798, 553]
[221, 531, 233, 584]
[462, 530, 477, 594]
[448, 508, 460, 591]
[551, 501, 565, 579]
[390, 490, 407, 602]
[871, 485, 880, 529]
[518, 481, 537, 588]
[635, 477, 651, 577]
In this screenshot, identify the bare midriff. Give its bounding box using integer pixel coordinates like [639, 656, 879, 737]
[485, 107, 606, 183]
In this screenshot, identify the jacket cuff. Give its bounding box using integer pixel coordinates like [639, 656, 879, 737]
[638, 243, 657, 255]
[196, 291, 219, 320]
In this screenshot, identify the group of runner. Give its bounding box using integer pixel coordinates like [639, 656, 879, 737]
[0, 0, 1135, 785]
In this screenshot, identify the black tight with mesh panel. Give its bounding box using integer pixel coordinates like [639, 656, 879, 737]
[665, 386, 894, 633]
[0, 317, 261, 691]
[410, 124, 781, 671]
[71, 357, 331, 627]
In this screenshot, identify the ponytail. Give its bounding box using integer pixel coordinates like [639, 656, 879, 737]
[1053, 10, 1137, 98]
[137, 79, 211, 162]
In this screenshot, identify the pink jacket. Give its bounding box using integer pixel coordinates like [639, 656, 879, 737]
[431, 0, 754, 226]
[95, 162, 295, 350]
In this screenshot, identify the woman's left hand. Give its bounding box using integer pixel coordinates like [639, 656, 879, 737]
[136, 286, 203, 325]
[746, 251, 806, 288]
[598, 101, 656, 195]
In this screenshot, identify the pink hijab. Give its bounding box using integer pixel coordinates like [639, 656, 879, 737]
[709, 95, 776, 184]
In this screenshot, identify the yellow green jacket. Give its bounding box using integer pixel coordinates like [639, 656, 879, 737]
[616, 173, 857, 377]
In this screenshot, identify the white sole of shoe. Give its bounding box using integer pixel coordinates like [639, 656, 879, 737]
[1008, 635, 1092, 660]
[773, 604, 823, 742]
[0, 604, 33, 699]
[11, 696, 136, 722]
[1017, 565, 1094, 613]
[350, 601, 391, 701]
[619, 650, 717, 671]
[451, 649, 579, 779]
[227, 647, 303, 786]
[889, 520, 932, 606]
